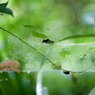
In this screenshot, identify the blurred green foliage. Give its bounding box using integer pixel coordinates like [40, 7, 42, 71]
[42, 71, 95, 95]
[0, 0, 95, 95]
[0, 71, 95, 95]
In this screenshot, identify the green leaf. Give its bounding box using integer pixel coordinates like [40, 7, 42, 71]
[23, 25, 47, 38]
[59, 48, 72, 58]
[0, 1, 14, 17]
[32, 31, 47, 38]
[0, 1, 8, 7]
[59, 34, 95, 41]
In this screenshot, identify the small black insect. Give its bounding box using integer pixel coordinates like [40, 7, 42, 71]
[63, 71, 70, 74]
[42, 39, 54, 44]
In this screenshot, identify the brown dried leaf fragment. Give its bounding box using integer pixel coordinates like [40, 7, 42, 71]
[71, 72, 78, 85]
[0, 59, 21, 72]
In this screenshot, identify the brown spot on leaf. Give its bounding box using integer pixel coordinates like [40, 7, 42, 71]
[0, 59, 21, 72]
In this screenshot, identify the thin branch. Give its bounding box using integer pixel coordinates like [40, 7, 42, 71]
[82, 62, 95, 72]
